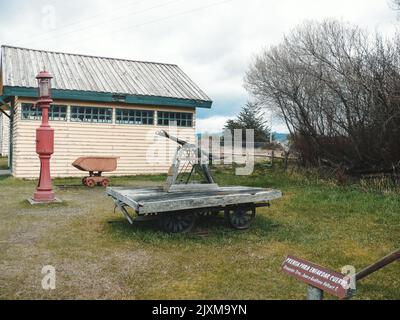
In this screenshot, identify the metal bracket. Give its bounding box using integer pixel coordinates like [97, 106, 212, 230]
[114, 199, 134, 225]
[0, 108, 10, 119]
[157, 130, 219, 193]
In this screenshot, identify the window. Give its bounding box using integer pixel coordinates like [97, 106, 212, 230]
[50, 105, 68, 121]
[21, 103, 67, 121]
[70, 106, 112, 123]
[115, 109, 154, 125]
[157, 111, 193, 127]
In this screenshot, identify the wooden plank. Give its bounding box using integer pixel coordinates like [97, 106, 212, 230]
[355, 249, 400, 281]
[168, 183, 220, 192]
[0, 110, 10, 156]
[106, 187, 140, 212]
[139, 190, 282, 214]
[106, 186, 282, 214]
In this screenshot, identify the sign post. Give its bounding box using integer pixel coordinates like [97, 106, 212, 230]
[281, 256, 352, 300]
[306, 285, 324, 300]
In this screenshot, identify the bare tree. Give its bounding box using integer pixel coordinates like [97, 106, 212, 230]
[392, 0, 400, 11]
[245, 19, 400, 174]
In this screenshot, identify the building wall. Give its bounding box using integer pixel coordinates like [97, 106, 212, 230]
[12, 97, 196, 178]
[0, 111, 10, 156]
[0, 113, 3, 155]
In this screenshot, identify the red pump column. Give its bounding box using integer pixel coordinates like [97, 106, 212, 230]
[33, 71, 55, 202]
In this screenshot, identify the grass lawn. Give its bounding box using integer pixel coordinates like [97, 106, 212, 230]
[0, 165, 398, 300]
[0, 156, 8, 170]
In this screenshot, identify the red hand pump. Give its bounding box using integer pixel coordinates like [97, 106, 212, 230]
[33, 70, 55, 202]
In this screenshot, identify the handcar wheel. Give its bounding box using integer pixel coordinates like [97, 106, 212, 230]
[159, 212, 196, 233]
[101, 179, 110, 187]
[82, 177, 87, 185]
[86, 178, 96, 188]
[225, 206, 255, 230]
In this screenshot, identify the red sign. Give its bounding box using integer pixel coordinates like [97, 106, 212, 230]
[281, 256, 351, 299]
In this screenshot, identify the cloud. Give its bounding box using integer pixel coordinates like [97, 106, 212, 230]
[1, 0, 398, 126]
[196, 115, 232, 134]
[196, 112, 291, 134]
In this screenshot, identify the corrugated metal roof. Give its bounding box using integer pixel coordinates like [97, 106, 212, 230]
[1, 45, 212, 103]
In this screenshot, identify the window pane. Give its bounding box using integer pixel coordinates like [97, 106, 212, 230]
[115, 108, 154, 125]
[70, 106, 111, 123]
[156, 111, 193, 127]
[21, 103, 66, 121]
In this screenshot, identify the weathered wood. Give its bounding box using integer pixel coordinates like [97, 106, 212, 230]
[0, 110, 10, 156]
[356, 249, 400, 281]
[168, 183, 220, 192]
[107, 186, 282, 215]
[107, 188, 141, 212]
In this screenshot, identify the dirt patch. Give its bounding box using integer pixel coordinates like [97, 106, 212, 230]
[55, 249, 151, 299]
[8, 228, 44, 245]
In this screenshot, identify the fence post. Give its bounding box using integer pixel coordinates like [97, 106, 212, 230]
[271, 150, 275, 166]
[209, 136, 213, 167]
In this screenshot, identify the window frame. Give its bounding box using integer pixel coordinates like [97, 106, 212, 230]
[21, 103, 67, 121]
[157, 111, 193, 127]
[70, 106, 113, 123]
[115, 108, 155, 125]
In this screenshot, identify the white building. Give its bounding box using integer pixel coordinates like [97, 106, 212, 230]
[0, 110, 10, 157]
[0, 46, 212, 178]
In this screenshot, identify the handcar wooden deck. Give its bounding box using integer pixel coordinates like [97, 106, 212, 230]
[107, 186, 282, 233]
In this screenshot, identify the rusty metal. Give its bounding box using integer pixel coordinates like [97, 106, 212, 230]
[32, 71, 56, 202]
[72, 156, 118, 187]
[156, 130, 216, 192]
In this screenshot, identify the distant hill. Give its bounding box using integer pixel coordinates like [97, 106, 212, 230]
[273, 132, 289, 143]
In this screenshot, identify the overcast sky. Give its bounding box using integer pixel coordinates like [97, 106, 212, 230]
[0, 0, 398, 133]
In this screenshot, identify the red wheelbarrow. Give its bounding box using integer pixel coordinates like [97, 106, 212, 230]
[72, 157, 119, 187]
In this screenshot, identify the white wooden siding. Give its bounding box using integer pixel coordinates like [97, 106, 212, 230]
[12, 98, 196, 178]
[0, 111, 10, 156]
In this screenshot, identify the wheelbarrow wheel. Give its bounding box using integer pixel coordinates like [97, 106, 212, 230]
[159, 212, 196, 233]
[101, 179, 110, 187]
[225, 206, 255, 230]
[86, 178, 96, 188]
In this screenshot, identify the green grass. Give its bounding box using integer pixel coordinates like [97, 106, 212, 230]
[0, 165, 398, 300]
[0, 156, 8, 170]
